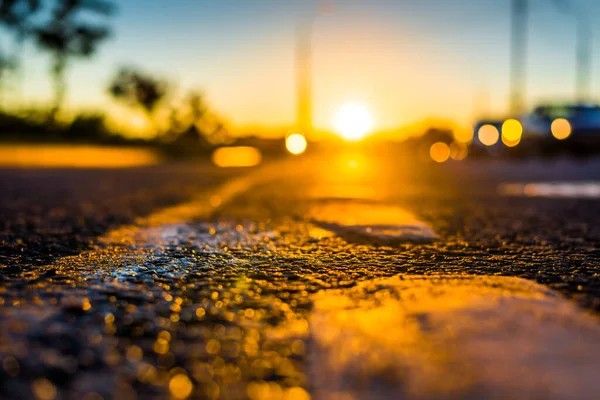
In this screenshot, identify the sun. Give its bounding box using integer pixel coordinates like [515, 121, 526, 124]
[333, 102, 374, 141]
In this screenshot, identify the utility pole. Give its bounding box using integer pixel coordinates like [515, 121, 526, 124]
[296, 21, 312, 136]
[575, 16, 592, 103]
[551, 0, 593, 103]
[510, 0, 528, 114]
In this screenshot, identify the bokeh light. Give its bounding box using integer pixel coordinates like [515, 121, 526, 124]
[454, 126, 474, 143]
[501, 119, 522, 147]
[285, 133, 307, 155]
[430, 142, 450, 163]
[502, 119, 522, 142]
[478, 124, 499, 146]
[449, 141, 468, 160]
[551, 118, 572, 140]
[169, 374, 193, 399]
[333, 102, 374, 141]
[212, 146, 262, 167]
[502, 135, 521, 147]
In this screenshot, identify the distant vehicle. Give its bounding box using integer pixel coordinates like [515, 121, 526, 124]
[522, 104, 600, 140]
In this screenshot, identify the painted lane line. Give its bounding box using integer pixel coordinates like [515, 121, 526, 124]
[499, 181, 600, 198]
[308, 202, 438, 243]
[308, 274, 600, 400]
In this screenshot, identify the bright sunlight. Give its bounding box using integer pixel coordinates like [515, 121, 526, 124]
[333, 102, 374, 141]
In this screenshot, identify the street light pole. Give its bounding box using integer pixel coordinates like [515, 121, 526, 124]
[550, 0, 593, 103]
[510, 0, 528, 114]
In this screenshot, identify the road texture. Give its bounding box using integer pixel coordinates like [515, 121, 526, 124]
[2, 148, 600, 399]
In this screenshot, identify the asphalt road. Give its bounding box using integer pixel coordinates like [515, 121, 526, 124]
[2, 148, 600, 399]
[0, 162, 238, 267]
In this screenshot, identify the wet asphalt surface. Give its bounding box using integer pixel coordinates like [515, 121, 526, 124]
[2, 149, 600, 399]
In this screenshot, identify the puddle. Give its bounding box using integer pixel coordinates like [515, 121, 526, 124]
[308, 274, 600, 400]
[309, 202, 438, 244]
[499, 182, 600, 198]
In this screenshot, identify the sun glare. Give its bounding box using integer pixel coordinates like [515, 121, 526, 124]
[333, 102, 374, 142]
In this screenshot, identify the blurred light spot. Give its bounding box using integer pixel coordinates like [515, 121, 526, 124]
[502, 135, 521, 147]
[502, 119, 522, 141]
[206, 339, 221, 355]
[153, 338, 169, 355]
[136, 363, 157, 384]
[333, 102, 374, 141]
[454, 126, 474, 143]
[126, 345, 143, 362]
[104, 313, 115, 324]
[32, 378, 56, 400]
[209, 195, 222, 208]
[285, 387, 311, 400]
[449, 141, 468, 160]
[211, 146, 262, 168]
[169, 374, 193, 399]
[478, 124, 500, 146]
[502, 119, 522, 147]
[286, 133, 308, 155]
[247, 382, 290, 400]
[430, 142, 450, 163]
[0, 145, 160, 168]
[551, 118, 572, 140]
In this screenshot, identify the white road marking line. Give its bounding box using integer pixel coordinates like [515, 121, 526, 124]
[499, 181, 600, 198]
[309, 202, 438, 243]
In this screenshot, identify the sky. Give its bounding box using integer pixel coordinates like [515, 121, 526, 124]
[9, 0, 600, 137]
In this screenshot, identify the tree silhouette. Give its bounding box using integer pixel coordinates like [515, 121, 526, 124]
[172, 91, 229, 146]
[34, 0, 114, 118]
[185, 91, 228, 143]
[0, 0, 40, 109]
[1, 0, 40, 41]
[108, 66, 169, 116]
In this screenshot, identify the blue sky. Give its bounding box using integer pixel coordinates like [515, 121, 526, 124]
[9, 0, 600, 134]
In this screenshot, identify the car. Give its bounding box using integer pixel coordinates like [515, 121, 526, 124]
[522, 104, 600, 140]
